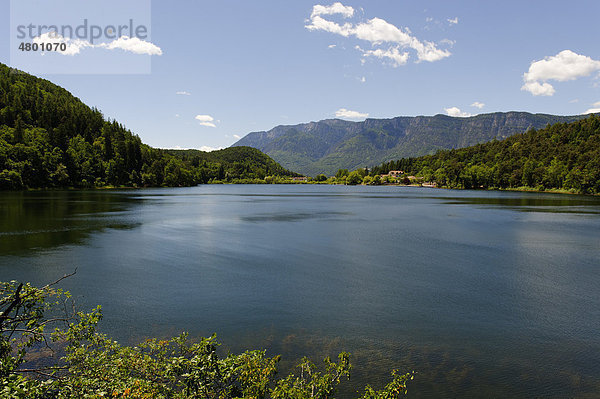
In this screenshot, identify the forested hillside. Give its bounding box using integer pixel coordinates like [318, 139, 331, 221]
[0, 64, 294, 189]
[164, 147, 297, 182]
[371, 115, 600, 194]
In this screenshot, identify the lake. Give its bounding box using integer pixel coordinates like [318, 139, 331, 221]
[1, 185, 599, 398]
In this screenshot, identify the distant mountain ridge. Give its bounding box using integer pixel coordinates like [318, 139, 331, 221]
[232, 112, 585, 175]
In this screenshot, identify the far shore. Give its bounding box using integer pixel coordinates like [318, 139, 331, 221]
[13, 182, 598, 197]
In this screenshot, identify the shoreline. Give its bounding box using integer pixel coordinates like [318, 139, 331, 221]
[9, 182, 598, 197]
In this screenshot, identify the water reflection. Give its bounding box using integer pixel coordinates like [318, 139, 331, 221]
[241, 211, 352, 222]
[0, 191, 143, 256]
[440, 192, 600, 214]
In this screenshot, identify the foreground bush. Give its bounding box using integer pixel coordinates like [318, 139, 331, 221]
[0, 276, 413, 398]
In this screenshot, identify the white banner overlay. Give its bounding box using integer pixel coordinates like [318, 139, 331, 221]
[9, 0, 158, 75]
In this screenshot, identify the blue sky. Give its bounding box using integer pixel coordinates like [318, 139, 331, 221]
[1, 0, 600, 150]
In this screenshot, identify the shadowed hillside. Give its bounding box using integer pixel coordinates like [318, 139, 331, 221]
[0, 64, 294, 189]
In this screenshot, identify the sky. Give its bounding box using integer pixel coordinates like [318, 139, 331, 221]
[1, 0, 600, 151]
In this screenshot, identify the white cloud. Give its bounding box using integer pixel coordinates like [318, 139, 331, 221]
[522, 50, 600, 96]
[328, 44, 337, 48]
[411, 40, 451, 63]
[447, 17, 458, 25]
[353, 18, 450, 63]
[233, 134, 241, 140]
[199, 146, 224, 152]
[176, 91, 191, 96]
[521, 81, 555, 96]
[32, 32, 162, 56]
[310, 2, 355, 18]
[306, 15, 353, 36]
[525, 50, 600, 82]
[360, 76, 366, 83]
[352, 17, 412, 44]
[175, 114, 180, 117]
[445, 107, 473, 117]
[471, 101, 485, 109]
[306, 3, 451, 65]
[583, 101, 600, 114]
[357, 45, 409, 67]
[335, 108, 369, 119]
[100, 36, 162, 55]
[195, 114, 217, 128]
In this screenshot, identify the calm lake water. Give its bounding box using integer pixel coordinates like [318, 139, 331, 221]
[1, 185, 599, 398]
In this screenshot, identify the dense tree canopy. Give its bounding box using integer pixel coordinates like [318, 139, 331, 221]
[165, 147, 298, 183]
[0, 64, 295, 190]
[369, 115, 600, 194]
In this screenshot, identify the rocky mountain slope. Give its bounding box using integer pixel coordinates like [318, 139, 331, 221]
[232, 112, 585, 175]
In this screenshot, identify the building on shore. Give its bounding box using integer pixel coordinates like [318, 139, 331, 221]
[388, 170, 403, 177]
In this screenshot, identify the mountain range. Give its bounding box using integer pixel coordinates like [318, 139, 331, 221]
[232, 113, 586, 176]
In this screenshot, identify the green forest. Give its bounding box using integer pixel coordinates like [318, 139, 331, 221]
[0, 64, 295, 190]
[369, 115, 600, 194]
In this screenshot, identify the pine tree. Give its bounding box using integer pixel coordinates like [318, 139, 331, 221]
[13, 115, 23, 143]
